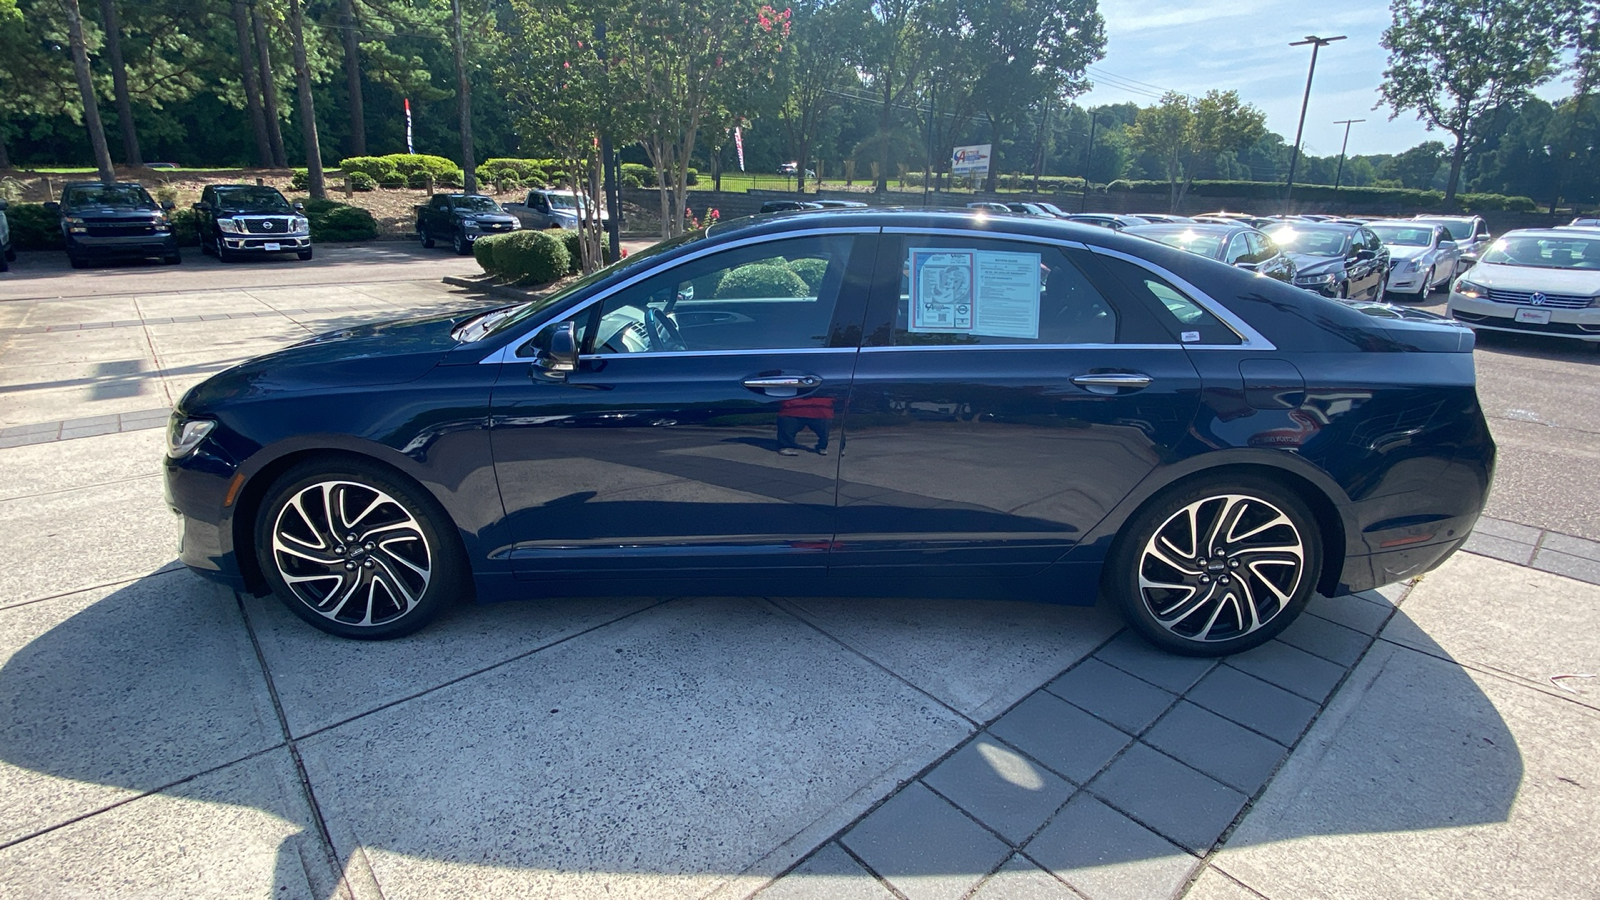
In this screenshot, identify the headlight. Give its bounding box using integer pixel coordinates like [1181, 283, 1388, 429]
[167, 417, 216, 459]
[1396, 260, 1417, 273]
[292, 216, 310, 233]
[1455, 279, 1487, 299]
[65, 216, 87, 233]
[217, 218, 242, 233]
[463, 220, 481, 230]
[509, 219, 522, 230]
[152, 212, 168, 225]
[1296, 273, 1337, 285]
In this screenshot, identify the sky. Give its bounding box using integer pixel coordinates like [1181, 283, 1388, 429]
[1078, 0, 1576, 158]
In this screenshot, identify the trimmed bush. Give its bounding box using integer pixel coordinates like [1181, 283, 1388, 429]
[494, 175, 524, 194]
[339, 156, 401, 182]
[304, 200, 378, 242]
[685, 167, 699, 186]
[621, 172, 643, 188]
[383, 154, 460, 178]
[290, 168, 310, 191]
[439, 168, 465, 189]
[473, 232, 509, 275]
[167, 208, 201, 247]
[787, 258, 828, 292]
[715, 263, 809, 299]
[479, 158, 557, 182]
[490, 230, 570, 285]
[621, 163, 658, 187]
[348, 172, 377, 191]
[6, 202, 64, 250]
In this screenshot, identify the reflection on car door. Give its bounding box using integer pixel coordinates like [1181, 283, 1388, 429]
[830, 232, 1205, 592]
[485, 231, 877, 582]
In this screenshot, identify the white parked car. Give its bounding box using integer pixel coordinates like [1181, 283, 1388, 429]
[1448, 229, 1600, 342]
[1410, 215, 1492, 261]
[1368, 221, 1461, 300]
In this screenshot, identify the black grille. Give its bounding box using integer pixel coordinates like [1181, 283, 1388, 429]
[85, 219, 156, 237]
[479, 221, 514, 233]
[241, 217, 294, 234]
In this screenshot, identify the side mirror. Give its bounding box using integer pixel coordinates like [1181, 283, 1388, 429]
[43, 201, 60, 215]
[192, 201, 211, 212]
[293, 201, 305, 212]
[1439, 240, 1457, 251]
[1354, 249, 1376, 261]
[531, 321, 578, 379]
[161, 200, 176, 212]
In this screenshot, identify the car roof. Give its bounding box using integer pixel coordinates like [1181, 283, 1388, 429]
[1267, 220, 1362, 232]
[1123, 222, 1246, 236]
[1500, 228, 1600, 239]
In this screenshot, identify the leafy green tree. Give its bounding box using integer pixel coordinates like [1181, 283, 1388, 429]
[1381, 139, 1445, 188]
[62, 0, 115, 181]
[1127, 90, 1264, 211]
[778, 0, 859, 193]
[853, 0, 930, 192]
[1379, 0, 1570, 205]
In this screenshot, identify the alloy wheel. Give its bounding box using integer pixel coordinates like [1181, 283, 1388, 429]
[270, 480, 433, 628]
[1137, 493, 1305, 643]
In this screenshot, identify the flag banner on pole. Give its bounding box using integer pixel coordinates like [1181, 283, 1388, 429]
[405, 98, 414, 154]
[735, 127, 745, 172]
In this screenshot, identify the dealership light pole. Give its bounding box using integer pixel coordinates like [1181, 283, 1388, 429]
[1284, 34, 1345, 213]
[1332, 118, 1364, 192]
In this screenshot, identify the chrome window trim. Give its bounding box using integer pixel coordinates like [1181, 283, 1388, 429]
[1088, 246, 1277, 350]
[859, 343, 1185, 352]
[576, 347, 858, 361]
[477, 226, 880, 364]
[880, 226, 1089, 252]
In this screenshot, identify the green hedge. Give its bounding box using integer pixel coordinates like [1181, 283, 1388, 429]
[788, 258, 828, 292]
[473, 233, 504, 273]
[486, 230, 569, 285]
[480, 157, 557, 183]
[1100, 179, 1537, 211]
[716, 263, 809, 299]
[348, 172, 376, 192]
[301, 198, 377, 242]
[621, 163, 658, 187]
[168, 208, 201, 247]
[6, 203, 64, 250]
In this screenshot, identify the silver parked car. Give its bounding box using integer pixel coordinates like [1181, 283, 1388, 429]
[1368, 221, 1461, 300]
[1448, 229, 1600, 342]
[1410, 215, 1492, 261]
[504, 189, 608, 230]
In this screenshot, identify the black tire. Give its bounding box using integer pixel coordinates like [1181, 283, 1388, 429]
[164, 252, 181, 265]
[4, 246, 15, 262]
[217, 243, 238, 263]
[254, 459, 467, 640]
[452, 230, 470, 255]
[1103, 473, 1323, 657]
[68, 252, 86, 269]
[419, 226, 434, 249]
[0, 253, 8, 273]
[297, 248, 314, 260]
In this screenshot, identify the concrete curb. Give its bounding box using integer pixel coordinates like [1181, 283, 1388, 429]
[440, 275, 537, 305]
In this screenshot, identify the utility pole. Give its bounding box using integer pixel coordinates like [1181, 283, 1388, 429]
[1080, 111, 1099, 213]
[451, 0, 476, 194]
[1331, 118, 1364, 191]
[923, 84, 936, 207]
[1284, 34, 1345, 213]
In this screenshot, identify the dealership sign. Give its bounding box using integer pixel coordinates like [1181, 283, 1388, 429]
[951, 144, 992, 177]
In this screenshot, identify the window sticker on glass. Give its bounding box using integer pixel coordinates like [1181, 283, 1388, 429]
[908, 248, 1041, 339]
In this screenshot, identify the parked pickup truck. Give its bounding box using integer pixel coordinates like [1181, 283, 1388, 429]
[502, 189, 610, 231]
[45, 181, 179, 268]
[415, 193, 521, 255]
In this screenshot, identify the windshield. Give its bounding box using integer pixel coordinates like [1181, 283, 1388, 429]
[1412, 219, 1470, 241]
[1368, 224, 1434, 247]
[452, 196, 502, 212]
[1480, 235, 1600, 270]
[63, 184, 155, 209]
[214, 186, 292, 212]
[1131, 227, 1226, 258]
[545, 193, 587, 210]
[481, 229, 709, 339]
[1265, 225, 1349, 257]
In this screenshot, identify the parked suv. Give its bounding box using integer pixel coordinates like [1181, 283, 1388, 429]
[46, 181, 178, 268]
[503, 189, 609, 231]
[0, 199, 12, 273]
[415, 193, 520, 254]
[193, 184, 311, 262]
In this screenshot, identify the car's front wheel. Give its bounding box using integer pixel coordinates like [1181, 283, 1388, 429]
[452, 230, 470, 255]
[255, 460, 465, 639]
[1104, 474, 1322, 657]
[418, 224, 434, 249]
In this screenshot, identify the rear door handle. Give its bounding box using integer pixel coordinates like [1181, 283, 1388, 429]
[743, 375, 822, 390]
[1072, 372, 1152, 394]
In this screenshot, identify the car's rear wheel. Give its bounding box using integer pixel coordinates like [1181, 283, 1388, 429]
[1104, 474, 1321, 657]
[255, 460, 465, 639]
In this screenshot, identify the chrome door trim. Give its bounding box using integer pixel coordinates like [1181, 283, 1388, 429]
[1071, 373, 1153, 387]
[576, 346, 857, 361]
[477, 226, 881, 365]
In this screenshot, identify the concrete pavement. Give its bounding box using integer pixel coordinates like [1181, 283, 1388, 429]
[0, 260, 1596, 899]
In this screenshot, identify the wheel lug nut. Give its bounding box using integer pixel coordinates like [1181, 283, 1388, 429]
[363, 559, 374, 569]
[346, 534, 356, 543]
[364, 542, 375, 551]
[344, 561, 356, 571]
[1229, 559, 1240, 568]
[1221, 576, 1231, 584]
[1199, 575, 1210, 583]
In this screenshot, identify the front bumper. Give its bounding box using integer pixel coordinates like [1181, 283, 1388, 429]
[221, 233, 310, 252]
[1448, 292, 1600, 341]
[1385, 265, 1429, 293]
[68, 233, 177, 258]
[164, 437, 247, 588]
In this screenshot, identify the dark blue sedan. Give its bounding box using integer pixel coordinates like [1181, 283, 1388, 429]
[164, 209, 1494, 656]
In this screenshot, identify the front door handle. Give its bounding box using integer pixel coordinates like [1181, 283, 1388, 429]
[743, 375, 822, 390]
[1072, 372, 1152, 394]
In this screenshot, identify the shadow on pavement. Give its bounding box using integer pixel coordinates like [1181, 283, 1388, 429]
[0, 566, 1523, 897]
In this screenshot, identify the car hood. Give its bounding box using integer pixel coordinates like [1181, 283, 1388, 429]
[1460, 262, 1600, 295]
[179, 309, 482, 410]
[1387, 246, 1431, 261]
[66, 207, 160, 218]
[216, 208, 296, 217]
[457, 211, 518, 225]
[1286, 253, 1346, 274]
